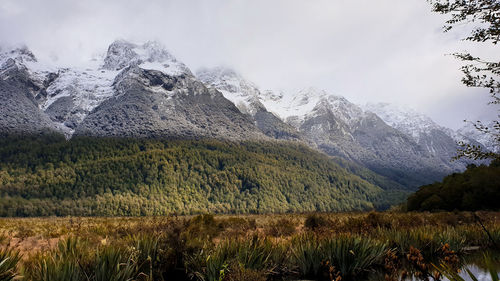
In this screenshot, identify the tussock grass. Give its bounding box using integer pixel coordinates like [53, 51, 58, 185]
[0, 211, 498, 280]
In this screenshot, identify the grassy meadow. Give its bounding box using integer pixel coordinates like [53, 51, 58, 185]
[0, 211, 499, 280]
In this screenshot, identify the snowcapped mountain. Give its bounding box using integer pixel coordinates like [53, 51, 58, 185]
[364, 103, 443, 142]
[193, 66, 482, 187]
[259, 88, 461, 187]
[260, 88, 367, 128]
[363, 103, 489, 161]
[1, 41, 493, 189]
[196, 67, 262, 115]
[0, 41, 265, 140]
[102, 40, 191, 76]
[196, 67, 302, 140]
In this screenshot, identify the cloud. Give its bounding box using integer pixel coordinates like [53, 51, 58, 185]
[0, 0, 497, 129]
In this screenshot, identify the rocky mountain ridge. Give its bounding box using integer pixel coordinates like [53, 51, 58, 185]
[0, 41, 493, 189]
[195, 67, 490, 187]
[0, 41, 265, 140]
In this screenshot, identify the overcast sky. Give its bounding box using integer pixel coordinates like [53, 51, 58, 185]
[0, 0, 498, 129]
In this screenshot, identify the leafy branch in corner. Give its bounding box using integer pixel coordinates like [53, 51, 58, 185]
[453, 119, 500, 160]
[430, 0, 500, 44]
[429, 0, 500, 160]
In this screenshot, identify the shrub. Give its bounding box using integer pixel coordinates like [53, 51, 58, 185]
[304, 214, 330, 231]
[183, 214, 223, 249]
[265, 217, 298, 237]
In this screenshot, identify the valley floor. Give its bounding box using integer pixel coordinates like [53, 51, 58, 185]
[0, 211, 499, 280]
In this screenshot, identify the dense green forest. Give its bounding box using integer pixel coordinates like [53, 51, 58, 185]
[407, 158, 500, 211]
[0, 134, 408, 216]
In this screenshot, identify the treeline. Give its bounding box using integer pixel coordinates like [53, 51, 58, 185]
[407, 158, 500, 211]
[0, 134, 401, 216]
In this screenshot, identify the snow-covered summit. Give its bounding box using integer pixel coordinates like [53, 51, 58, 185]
[102, 40, 191, 76]
[362, 102, 492, 160]
[363, 103, 444, 142]
[0, 41, 195, 137]
[261, 87, 365, 126]
[0, 46, 37, 68]
[196, 66, 263, 115]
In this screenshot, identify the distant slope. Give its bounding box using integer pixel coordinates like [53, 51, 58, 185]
[260, 88, 453, 188]
[0, 135, 407, 216]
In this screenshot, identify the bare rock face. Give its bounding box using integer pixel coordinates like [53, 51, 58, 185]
[0, 53, 56, 135]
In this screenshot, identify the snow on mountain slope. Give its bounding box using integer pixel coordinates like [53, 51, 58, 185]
[363, 103, 441, 142]
[362, 102, 494, 170]
[363, 102, 488, 152]
[103, 40, 191, 76]
[0, 40, 195, 137]
[0, 46, 37, 68]
[261, 88, 326, 121]
[41, 66, 119, 135]
[260, 87, 366, 127]
[197, 67, 263, 115]
[196, 67, 302, 140]
[0, 47, 58, 134]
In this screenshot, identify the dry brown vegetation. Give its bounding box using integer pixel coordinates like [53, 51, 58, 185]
[0, 211, 498, 280]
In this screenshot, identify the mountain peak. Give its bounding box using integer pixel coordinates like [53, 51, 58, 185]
[102, 40, 190, 76]
[0, 46, 37, 70]
[197, 66, 262, 115]
[363, 102, 442, 141]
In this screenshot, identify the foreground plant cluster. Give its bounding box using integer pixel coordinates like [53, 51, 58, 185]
[0, 212, 499, 281]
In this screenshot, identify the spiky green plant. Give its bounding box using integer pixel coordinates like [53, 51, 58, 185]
[232, 237, 274, 271]
[185, 247, 229, 281]
[433, 227, 467, 253]
[132, 234, 160, 280]
[0, 248, 20, 281]
[93, 247, 137, 281]
[377, 227, 440, 257]
[322, 235, 387, 279]
[23, 237, 86, 281]
[290, 234, 323, 277]
[32, 257, 83, 281]
[186, 237, 280, 281]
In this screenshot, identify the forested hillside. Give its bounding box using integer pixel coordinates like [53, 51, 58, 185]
[0, 135, 407, 216]
[407, 159, 500, 211]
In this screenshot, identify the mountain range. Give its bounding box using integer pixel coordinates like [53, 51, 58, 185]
[0, 40, 494, 204]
